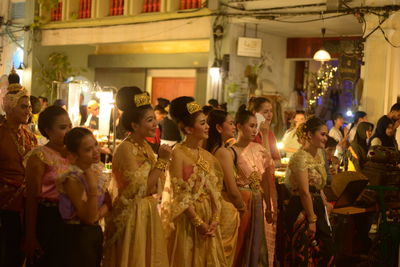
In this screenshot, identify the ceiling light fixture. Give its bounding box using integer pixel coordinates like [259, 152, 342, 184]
[313, 28, 331, 62]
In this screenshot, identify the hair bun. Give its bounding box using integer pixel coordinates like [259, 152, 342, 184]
[116, 86, 143, 111]
[169, 96, 195, 123]
[238, 104, 247, 113]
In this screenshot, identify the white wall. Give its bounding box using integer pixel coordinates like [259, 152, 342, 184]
[226, 24, 290, 101]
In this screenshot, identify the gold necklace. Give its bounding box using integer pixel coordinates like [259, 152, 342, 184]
[181, 143, 210, 173]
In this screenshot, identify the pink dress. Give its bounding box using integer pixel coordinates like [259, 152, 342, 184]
[234, 142, 273, 267]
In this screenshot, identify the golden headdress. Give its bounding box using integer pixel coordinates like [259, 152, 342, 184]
[186, 101, 202, 115]
[3, 83, 29, 112]
[134, 93, 151, 107]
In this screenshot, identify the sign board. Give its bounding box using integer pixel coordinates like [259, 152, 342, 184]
[237, 37, 262, 58]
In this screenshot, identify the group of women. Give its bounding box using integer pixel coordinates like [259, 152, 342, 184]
[24, 86, 337, 267]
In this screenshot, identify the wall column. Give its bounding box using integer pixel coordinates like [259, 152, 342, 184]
[361, 12, 400, 124]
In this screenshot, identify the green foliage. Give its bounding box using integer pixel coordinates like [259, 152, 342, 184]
[36, 52, 82, 98]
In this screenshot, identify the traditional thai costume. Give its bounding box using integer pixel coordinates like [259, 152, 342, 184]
[24, 146, 69, 267]
[162, 143, 227, 267]
[284, 148, 335, 266]
[0, 84, 37, 267]
[103, 138, 169, 267]
[57, 163, 109, 267]
[233, 142, 271, 267]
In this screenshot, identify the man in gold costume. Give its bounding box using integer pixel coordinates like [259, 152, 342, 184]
[0, 81, 37, 266]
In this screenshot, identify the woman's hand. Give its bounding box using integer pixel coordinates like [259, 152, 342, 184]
[196, 223, 211, 236]
[207, 221, 219, 237]
[158, 144, 172, 160]
[23, 237, 43, 262]
[307, 222, 316, 240]
[259, 121, 270, 135]
[265, 209, 273, 224]
[84, 168, 98, 191]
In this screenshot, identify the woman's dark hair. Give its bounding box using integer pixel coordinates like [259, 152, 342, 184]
[297, 117, 326, 141]
[206, 109, 228, 153]
[325, 136, 338, 148]
[169, 96, 202, 131]
[64, 127, 93, 153]
[349, 111, 367, 131]
[208, 99, 219, 108]
[157, 98, 170, 109]
[202, 105, 214, 116]
[331, 112, 343, 123]
[247, 96, 271, 113]
[38, 105, 69, 138]
[235, 104, 255, 126]
[154, 105, 168, 115]
[116, 86, 152, 132]
[369, 116, 396, 148]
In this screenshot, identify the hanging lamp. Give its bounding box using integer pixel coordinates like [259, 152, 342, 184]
[313, 28, 331, 62]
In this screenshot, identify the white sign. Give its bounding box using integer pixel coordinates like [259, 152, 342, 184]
[237, 37, 262, 58]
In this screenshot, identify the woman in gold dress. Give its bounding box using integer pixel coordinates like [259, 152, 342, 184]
[284, 117, 334, 266]
[205, 109, 245, 266]
[162, 96, 227, 267]
[103, 87, 171, 267]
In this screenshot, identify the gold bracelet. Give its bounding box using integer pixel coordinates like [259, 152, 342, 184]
[212, 214, 220, 223]
[307, 215, 317, 223]
[191, 215, 204, 227]
[155, 158, 169, 171]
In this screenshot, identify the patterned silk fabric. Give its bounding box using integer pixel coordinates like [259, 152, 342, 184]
[286, 148, 327, 194]
[161, 143, 227, 267]
[103, 138, 169, 267]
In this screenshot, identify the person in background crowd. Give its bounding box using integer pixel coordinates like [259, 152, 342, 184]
[154, 105, 168, 123]
[53, 99, 66, 110]
[232, 105, 274, 266]
[329, 113, 348, 160]
[206, 109, 244, 266]
[84, 100, 100, 130]
[24, 106, 71, 267]
[384, 103, 400, 129]
[57, 127, 111, 267]
[38, 97, 48, 112]
[348, 122, 374, 172]
[347, 111, 367, 143]
[208, 98, 219, 109]
[369, 116, 398, 149]
[325, 136, 339, 184]
[162, 96, 227, 266]
[103, 87, 170, 267]
[79, 94, 87, 126]
[28, 96, 42, 134]
[159, 107, 182, 147]
[248, 96, 279, 266]
[8, 67, 20, 85]
[202, 105, 214, 118]
[284, 117, 334, 266]
[220, 102, 228, 112]
[156, 97, 170, 111]
[0, 84, 37, 267]
[282, 111, 306, 158]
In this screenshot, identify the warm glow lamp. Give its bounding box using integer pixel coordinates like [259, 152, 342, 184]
[313, 28, 331, 62]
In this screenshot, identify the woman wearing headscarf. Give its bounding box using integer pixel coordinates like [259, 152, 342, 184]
[369, 116, 398, 149]
[347, 122, 374, 172]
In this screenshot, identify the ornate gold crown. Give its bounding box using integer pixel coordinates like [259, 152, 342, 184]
[134, 93, 151, 107]
[186, 101, 202, 115]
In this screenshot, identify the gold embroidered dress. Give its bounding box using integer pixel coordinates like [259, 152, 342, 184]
[162, 144, 227, 267]
[103, 138, 169, 267]
[284, 148, 334, 266]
